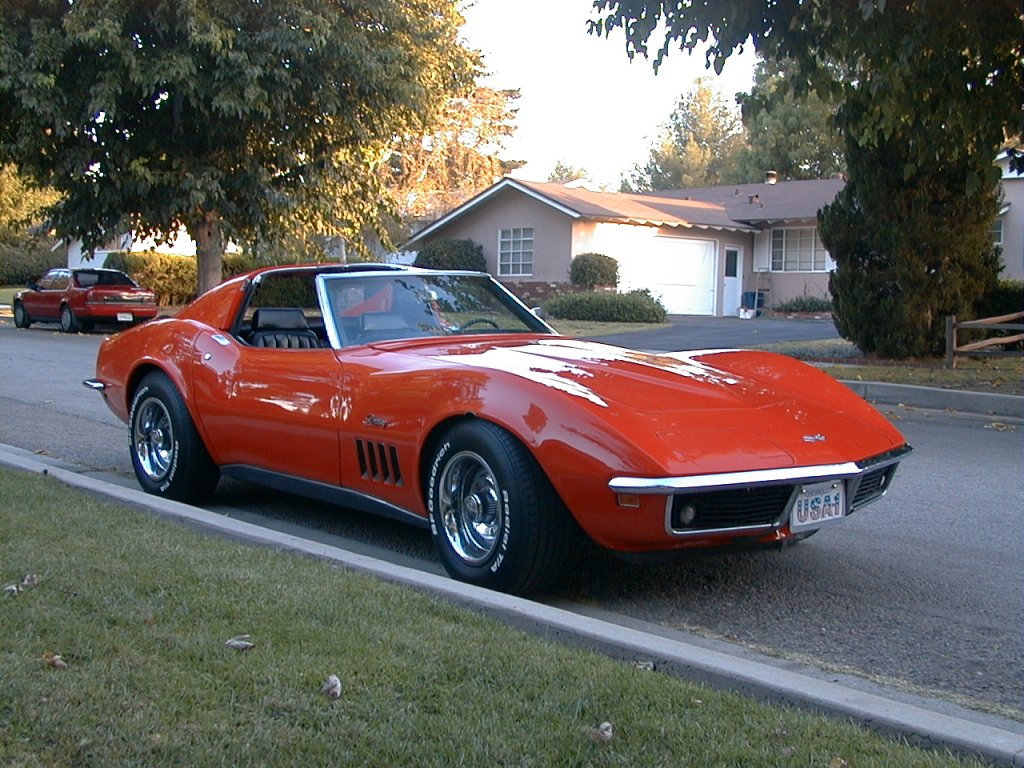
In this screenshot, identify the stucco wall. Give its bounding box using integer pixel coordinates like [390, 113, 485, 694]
[997, 170, 1023, 281]
[417, 187, 574, 283]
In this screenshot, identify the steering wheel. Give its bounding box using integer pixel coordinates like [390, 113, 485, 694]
[460, 318, 500, 330]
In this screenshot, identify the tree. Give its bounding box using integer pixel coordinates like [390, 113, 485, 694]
[623, 78, 743, 191]
[384, 87, 521, 230]
[547, 160, 591, 184]
[734, 58, 845, 182]
[591, 0, 1021, 357]
[1, 1, 478, 295]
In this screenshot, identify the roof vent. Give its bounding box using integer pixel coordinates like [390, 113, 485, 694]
[765, 170, 778, 185]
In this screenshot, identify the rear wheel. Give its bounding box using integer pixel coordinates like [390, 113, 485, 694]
[59, 304, 78, 333]
[426, 421, 570, 594]
[13, 301, 31, 329]
[129, 372, 219, 503]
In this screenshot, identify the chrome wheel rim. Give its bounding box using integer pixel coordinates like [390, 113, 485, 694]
[60, 306, 73, 331]
[14, 304, 26, 325]
[133, 396, 174, 482]
[438, 450, 502, 565]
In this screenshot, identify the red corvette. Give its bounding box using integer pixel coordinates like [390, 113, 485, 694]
[85, 264, 910, 593]
[14, 267, 158, 332]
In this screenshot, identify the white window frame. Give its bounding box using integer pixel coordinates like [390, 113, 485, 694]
[990, 217, 1004, 247]
[498, 227, 534, 277]
[770, 227, 830, 273]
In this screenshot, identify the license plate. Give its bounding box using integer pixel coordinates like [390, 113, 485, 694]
[789, 480, 846, 532]
[117, 312, 133, 322]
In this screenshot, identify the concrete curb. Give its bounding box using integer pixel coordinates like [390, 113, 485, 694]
[1, 443, 1021, 766]
[840, 380, 1023, 419]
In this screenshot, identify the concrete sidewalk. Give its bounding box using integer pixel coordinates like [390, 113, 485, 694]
[1, 442, 1021, 766]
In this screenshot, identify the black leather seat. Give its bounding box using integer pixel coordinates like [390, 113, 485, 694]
[250, 308, 320, 349]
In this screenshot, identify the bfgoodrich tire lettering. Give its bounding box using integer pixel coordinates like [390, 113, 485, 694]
[427, 420, 569, 594]
[129, 372, 219, 503]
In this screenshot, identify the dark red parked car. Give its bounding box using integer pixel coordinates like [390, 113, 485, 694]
[13, 268, 158, 332]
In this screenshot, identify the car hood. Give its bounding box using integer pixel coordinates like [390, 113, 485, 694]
[387, 336, 905, 473]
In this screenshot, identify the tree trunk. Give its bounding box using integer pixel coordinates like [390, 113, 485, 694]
[191, 211, 225, 296]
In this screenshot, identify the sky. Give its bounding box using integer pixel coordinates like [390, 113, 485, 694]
[459, 0, 757, 189]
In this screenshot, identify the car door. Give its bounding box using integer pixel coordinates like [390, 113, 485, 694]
[22, 269, 63, 320]
[190, 330, 344, 486]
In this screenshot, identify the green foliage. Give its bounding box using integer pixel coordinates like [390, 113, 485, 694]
[823, 139, 1001, 358]
[547, 160, 590, 183]
[104, 251, 258, 305]
[975, 279, 1024, 319]
[734, 58, 845, 182]
[773, 295, 833, 314]
[414, 238, 486, 271]
[545, 289, 667, 323]
[0, 1, 478, 294]
[0, 237, 64, 285]
[569, 252, 619, 288]
[623, 79, 744, 191]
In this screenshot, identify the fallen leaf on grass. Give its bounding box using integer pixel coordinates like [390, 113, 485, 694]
[21, 574, 40, 588]
[586, 721, 613, 744]
[632, 660, 655, 671]
[828, 758, 849, 768]
[780, 746, 797, 758]
[320, 674, 342, 700]
[42, 652, 68, 669]
[3, 583, 21, 597]
[224, 634, 255, 651]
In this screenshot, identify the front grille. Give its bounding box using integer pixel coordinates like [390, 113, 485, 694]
[355, 439, 403, 486]
[669, 485, 793, 534]
[851, 467, 890, 510]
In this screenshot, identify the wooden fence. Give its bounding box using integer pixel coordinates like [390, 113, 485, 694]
[944, 311, 1024, 369]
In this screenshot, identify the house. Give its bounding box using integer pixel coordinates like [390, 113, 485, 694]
[66, 228, 242, 268]
[403, 169, 1021, 316]
[995, 150, 1023, 282]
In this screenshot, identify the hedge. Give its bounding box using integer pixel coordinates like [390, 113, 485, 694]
[544, 289, 667, 323]
[414, 238, 486, 272]
[0, 236, 65, 285]
[104, 251, 258, 305]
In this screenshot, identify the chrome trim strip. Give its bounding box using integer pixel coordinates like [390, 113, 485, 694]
[609, 444, 911, 495]
[82, 379, 106, 392]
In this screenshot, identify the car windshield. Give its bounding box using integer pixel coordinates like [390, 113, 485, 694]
[318, 272, 554, 347]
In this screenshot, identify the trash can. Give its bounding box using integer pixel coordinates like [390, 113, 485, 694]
[741, 291, 766, 310]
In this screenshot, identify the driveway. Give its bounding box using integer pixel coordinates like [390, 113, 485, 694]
[585, 314, 839, 352]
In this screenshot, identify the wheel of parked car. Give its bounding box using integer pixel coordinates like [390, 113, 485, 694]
[13, 301, 31, 329]
[59, 304, 78, 333]
[129, 372, 220, 503]
[426, 420, 569, 594]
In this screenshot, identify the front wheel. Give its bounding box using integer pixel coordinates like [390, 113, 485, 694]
[129, 372, 219, 503]
[13, 301, 31, 329]
[426, 421, 569, 594]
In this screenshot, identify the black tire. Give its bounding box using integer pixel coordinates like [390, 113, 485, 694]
[59, 304, 78, 333]
[426, 420, 569, 594]
[129, 372, 219, 503]
[13, 301, 31, 329]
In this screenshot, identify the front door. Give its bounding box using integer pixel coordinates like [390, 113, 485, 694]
[723, 246, 744, 316]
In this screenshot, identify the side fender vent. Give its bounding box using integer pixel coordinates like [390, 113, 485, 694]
[355, 439, 403, 487]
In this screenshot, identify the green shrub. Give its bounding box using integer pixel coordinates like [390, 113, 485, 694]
[0, 235, 65, 285]
[569, 252, 618, 289]
[773, 295, 833, 313]
[974, 279, 1023, 318]
[544, 289, 667, 323]
[414, 238, 486, 271]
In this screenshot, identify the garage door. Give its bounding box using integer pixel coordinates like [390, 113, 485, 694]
[617, 237, 716, 315]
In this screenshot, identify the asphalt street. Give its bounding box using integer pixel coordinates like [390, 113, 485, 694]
[1, 316, 1022, 764]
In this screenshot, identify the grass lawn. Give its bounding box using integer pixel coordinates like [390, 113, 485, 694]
[0, 285, 18, 306]
[0, 467, 987, 767]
